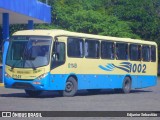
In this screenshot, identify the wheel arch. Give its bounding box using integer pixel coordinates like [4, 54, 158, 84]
[122, 75, 132, 93]
[66, 73, 78, 83]
[124, 75, 132, 83]
[63, 73, 78, 97]
[122, 75, 132, 89]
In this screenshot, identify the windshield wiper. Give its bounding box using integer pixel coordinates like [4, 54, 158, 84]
[28, 60, 36, 70]
[11, 59, 22, 70]
[11, 60, 36, 70]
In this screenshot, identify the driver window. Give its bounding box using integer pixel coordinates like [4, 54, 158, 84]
[51, 42, 65, 69]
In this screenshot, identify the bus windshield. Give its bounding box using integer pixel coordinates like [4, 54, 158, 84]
[6, 36, 52, 69]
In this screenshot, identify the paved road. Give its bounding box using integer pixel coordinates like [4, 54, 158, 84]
[0, 79, 160, 120]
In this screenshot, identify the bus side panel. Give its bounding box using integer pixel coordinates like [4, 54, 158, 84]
[48, 74, 157, 90]
[49, 74, 68, 90]
[49, 74, 125, 90]
[133, 75, 157, 89]
[77, 75, 157, 90]
[77, 74, 124, 89]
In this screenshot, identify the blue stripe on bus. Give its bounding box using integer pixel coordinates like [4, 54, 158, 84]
[4, 74, 157, 91]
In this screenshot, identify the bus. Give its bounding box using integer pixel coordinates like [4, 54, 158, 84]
[4, 29, 158, 97]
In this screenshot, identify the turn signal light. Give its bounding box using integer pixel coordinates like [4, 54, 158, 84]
[36, 73, 47, 80]
[5, 72, 11, 78]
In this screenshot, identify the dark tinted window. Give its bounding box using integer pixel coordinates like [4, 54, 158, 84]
[6, 37, 52, 68]
[130, 44, 141, 61]
[116, 43, 128, 60]
[101, 41, 114, 59]
[142, 45, 150, 61]
[85, 40, 100, 58]
[52, 42, 65, 62]
[151, 46, 156, 62]
[67, 38, 84, 57]
[51, 42, 65, 69]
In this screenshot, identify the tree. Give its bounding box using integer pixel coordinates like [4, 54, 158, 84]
[105, 0, 160, 41]
[37, 0, 139, 38]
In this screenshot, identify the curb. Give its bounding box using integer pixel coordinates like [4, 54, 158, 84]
[0, 83, 4, 87]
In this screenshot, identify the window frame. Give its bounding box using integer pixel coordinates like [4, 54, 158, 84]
[85, 39, 100, 59]
[129, 44, 141, 61]
[151, 45, 156, 62]
[67, 37, 84, 58]
[101, 41, 115, 60]
[142, 45, 150, 62]
[115, 42, 129, 60]
[51, 41, 66, 69]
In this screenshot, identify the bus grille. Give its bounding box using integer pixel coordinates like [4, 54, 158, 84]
[12, 82, 35, 89]
[13, 79, 34, 81]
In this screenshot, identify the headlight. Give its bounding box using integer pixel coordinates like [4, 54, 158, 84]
[37, 73, 48, 80]
[5, 72, 11, 78]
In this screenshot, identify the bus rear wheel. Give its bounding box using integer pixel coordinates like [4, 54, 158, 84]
[122, 77, 131, 94]
[25, 90, 42, 97]
[63, 77, 77, 97]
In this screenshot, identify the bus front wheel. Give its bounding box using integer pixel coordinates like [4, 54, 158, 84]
[25, 90, 42, 97]
[122, 77, 131, 94]
[63, 77, 77, 97]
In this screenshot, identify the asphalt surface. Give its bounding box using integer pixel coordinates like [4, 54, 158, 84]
[0, 78, 160, 120]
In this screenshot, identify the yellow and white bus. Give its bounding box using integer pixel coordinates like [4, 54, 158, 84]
[4, 29, 158, 97]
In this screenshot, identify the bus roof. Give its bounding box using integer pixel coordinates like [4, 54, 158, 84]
[13, 29, 157, 45]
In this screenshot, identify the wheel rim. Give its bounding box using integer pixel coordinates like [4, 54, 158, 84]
[124, 80, 130, 90]
[65, 81, 74, 92]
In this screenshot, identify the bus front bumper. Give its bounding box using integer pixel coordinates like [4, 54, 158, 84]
[4, 74, 49, 90]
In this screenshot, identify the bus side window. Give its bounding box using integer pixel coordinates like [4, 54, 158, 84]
[116, 43, 128, 60]
[142, 45, 150, 62]
[151, 45, 156, 62]
[130, 44, 141, 61]
[101, 41, 114, 59]
[67, 37, 84, 58]
[51, 42, 65, 69]
[85, 39, 100, 59]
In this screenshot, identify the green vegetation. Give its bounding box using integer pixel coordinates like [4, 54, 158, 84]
[37, 0, 160, 40]
[0, 0, 159, 64]
[7, 0, 160, 60]
[38, 0, 160, 60]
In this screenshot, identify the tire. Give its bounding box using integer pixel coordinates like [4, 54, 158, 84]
[122, 77, 131, 94]
[25, 90, 42, 97]
[63, 77, 77, 97]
